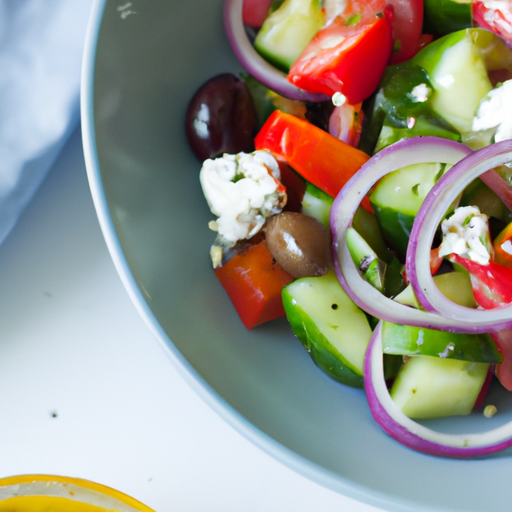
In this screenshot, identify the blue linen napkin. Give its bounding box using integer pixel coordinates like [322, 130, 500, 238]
[0, 0, 93, 245]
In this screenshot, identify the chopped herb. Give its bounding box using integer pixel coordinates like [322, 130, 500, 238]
[462, 215, 472, 227]
[345, 13, 362, 25]
[434, 164, 447, 182]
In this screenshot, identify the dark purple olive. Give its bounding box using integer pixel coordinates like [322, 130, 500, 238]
[185, 73, 258, 161]
[265, 212, 332, 279]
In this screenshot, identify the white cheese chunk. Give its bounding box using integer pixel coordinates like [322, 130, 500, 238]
[200, 150, 287, 251]
[438, 205, 492, 265]
[472, 79, 512, 143]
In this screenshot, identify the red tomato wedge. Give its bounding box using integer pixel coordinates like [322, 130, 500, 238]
[242, 0, 273, 28]
[215, 239, 294, 329]
[387, 0, 424, 63]
[254, 111, 370, 203]
[323, 0, 423, 64]
[287, 12, 393, 104]
[473, 0, 512, 45]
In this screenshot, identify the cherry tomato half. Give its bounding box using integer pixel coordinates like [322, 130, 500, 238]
[387, 0, 424, 64]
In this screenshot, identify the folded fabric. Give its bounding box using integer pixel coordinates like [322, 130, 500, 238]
[0, 0, 93, 245]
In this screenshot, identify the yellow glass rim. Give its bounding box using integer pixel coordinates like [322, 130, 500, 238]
[0, 474, 155, 512]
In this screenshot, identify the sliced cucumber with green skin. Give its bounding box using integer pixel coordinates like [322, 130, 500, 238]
[282, 271, 372, 388]
[345, 227, 406, 298]
[382, 321, 502, 363]
[301, 182, 333, 227]
[346, 227, 385, 292]
[370, 162, 450, 256]
[390, 355, 489, 419]
[374, 115, 460, 153]
[366, 29, 512, 154]
[460, 179, 509, 222]
[413, 28, 494, 135]
[254, 0, 324, 73]
[423, 0, 472, 35]
[351, 207, 392, 264]
[384, 354, 404, 381]
[394, 271, 477, 309]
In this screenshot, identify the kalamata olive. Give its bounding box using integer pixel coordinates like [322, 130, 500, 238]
[185, 73, 258, 161]
[265, 212, 332, 279]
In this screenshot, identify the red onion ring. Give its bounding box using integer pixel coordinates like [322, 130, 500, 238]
[223, 0, 329, 102]
[406, 139, 512, 332]
[330, 137, 481, 332]
[365, 321, 512, 457]
[480, 168, 512, 212]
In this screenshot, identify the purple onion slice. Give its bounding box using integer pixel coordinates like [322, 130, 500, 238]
[365, 322, 512, 457]
[406, 139, 512, 332]
[223, 0, 329, 102]
[330, 137, 485, 332]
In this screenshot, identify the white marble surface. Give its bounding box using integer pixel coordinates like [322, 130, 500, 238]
[0, 127, 385, 511]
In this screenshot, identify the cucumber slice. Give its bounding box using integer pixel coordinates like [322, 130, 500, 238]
[460, 179, 509, 221]
[423, 0, 472, 35]
[346, 227, 385, 292]
[381, 321, 502, 363]
[282, 271, 372, 388]
[414, 29, 494, 135]
[390, 355, 489, 419]
[374, 115, 460, 153]
[394, 271, 477, 309]
[345, 227, 406, 297]
[301, 182, 333, 227]
[243, 74, 307, 129]
[254, 0, 324, 72]
[370, 162, 449, 256]
[351, 207, 392, 263]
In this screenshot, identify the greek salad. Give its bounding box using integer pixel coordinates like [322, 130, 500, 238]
[185, 0, 512, 457]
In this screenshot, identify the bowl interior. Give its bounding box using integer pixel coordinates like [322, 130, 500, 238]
[82, 1, 512, 511]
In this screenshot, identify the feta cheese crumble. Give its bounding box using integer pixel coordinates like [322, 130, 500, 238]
[332, 92, 347, 107]
[472, 79, 512, 143]
[410, 83, 431, 103]
[200, 150, 287, 266]
[438, 205, 492, 265]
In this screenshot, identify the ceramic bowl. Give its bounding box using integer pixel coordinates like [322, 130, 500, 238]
[81, 1, 512, 510]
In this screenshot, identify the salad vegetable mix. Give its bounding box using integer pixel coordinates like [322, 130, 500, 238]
[185, 0, 512, 457]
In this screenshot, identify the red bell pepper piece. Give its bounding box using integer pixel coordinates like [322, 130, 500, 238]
[287, 12, 393, 104]
[214, 239, 294, 329]
[446, 250, 512, 390]
[429, 247, 443, 275]
[254, 111, 370, 204]
[401, 248, 443, 286]
[448, 253, 512, 309]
